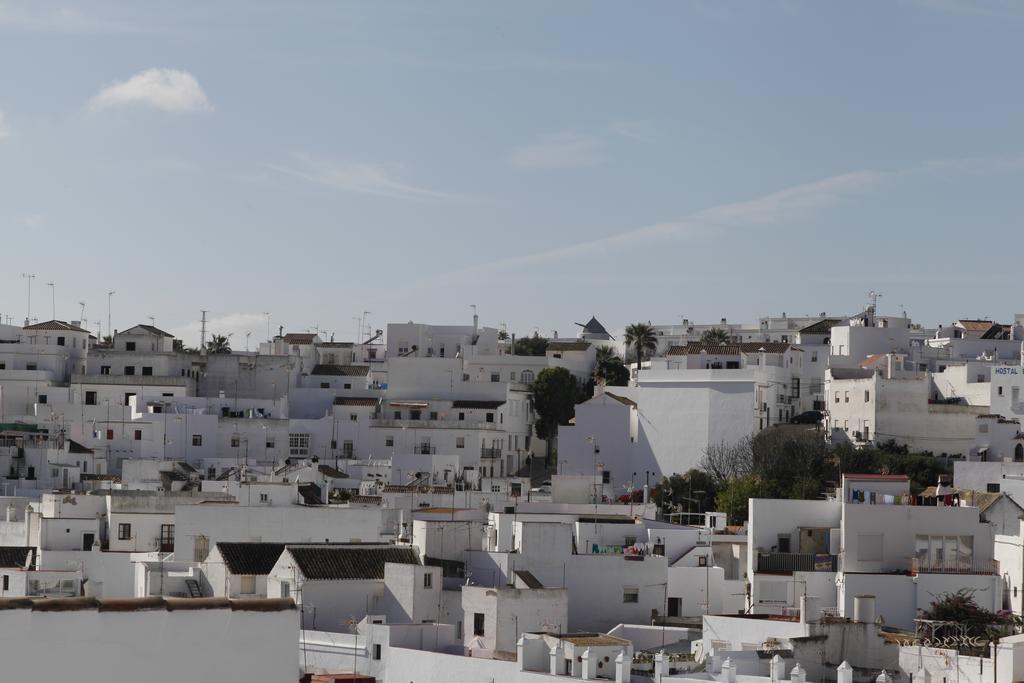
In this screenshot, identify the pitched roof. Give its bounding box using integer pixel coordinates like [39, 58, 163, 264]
[333, 397, 379, 407]
[311, 364, 369, 377]
[283, 333, 317, 344]
[451, 400, 505, 410]
[577, 317, 609, 335]
[547, 341, 591, 352]
[737, 342, 800, 354]
[382, 484, 454, 494]
[298, 482, 324, 505]
[0, 547, 34, 569]
[288, 546, 419, 580]
[830, 368, 874, 380]
[22, 320, 89, 333]
[799, 318, 842, 335]
[216, 543, 286, 575]
[317, 342, 354, 348]
[981, 324, 1012, 340]
[956, 319, 995, 333]
[514, 570, 544, 589]
[603, 392, 637, 408]
[123, 324, 173, 338]
[860, 354, 887, 368]
[667, 343, 740, 355]
[318, 464, 349, 479]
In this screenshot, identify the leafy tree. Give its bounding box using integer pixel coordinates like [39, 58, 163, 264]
[593, 346, 630, 387]
[530, 367, 580, 461]
[498, 329, 509, 341]
[624, 323, 657, 373]
[716, 475, 774, 524]
[514, 332, 548, 356]
[205, 333, 232, 354]
[700, 327, 732, 345]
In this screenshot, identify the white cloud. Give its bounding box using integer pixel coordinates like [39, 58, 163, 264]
[507, 131, 605, 169]
[0, 110, 9, 141]
[89, 68, 212, 113]
[267, 155, 462, 202]
[170, 313, 271, 350]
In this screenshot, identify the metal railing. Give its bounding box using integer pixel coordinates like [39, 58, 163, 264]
[757, 552, 837, 572]
[911, 557, 999, 575]
[480, 447, 502, 458]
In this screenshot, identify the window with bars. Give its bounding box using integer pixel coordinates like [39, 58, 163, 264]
[289, 433, 310, 456]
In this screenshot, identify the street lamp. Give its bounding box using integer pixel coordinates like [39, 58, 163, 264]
[107, 291, 115, 342]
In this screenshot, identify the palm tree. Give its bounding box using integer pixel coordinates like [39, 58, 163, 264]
[624, 323, 657, 376]
[205, 333, 232, 354]
[700, 327, 731, 345]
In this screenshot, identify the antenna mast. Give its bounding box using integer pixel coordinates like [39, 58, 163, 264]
[200, 310, 208, 349]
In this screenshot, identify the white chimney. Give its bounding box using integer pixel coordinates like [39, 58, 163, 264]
[800, 595, 819, 624]
[837, 661, 853, 683]
[790, 663, 806, 683]
[721, 658, 737, 683]
[854, 594, 876, 624]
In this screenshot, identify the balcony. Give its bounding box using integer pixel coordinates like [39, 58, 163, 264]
[480, 447, 502, 459]
[370, 418, 500, 431]
[415, 445, 436, 455]
[757, 552, 837, 573]
[911, 557, 999, 575]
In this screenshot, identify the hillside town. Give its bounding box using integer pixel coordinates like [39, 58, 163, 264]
[0, 302, 1023, 683]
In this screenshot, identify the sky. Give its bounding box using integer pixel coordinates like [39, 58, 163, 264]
[2, 0, 1023, 346]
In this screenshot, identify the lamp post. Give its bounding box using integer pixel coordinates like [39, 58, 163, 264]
[20, 273, 35, 325]
[106, 291, 115, 343]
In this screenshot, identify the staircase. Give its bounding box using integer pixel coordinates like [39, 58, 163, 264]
[184, 579, 203, 598]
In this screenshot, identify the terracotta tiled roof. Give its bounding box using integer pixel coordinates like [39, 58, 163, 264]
[311, 364, 369, 377]
[451, 400, 505, 409]
[348, 495, 382, 505]
[382, 484, 454, 494]
[216, 542, 285, 575]
[22, 320, 89, 333]
[317, 342, 354, 348]
[956, 319, 995, 333]
[737, 342, 800, 354]
[547, 341, 591, 352]
[288, 546, 419, 581]
[860, 354, 887, 368]
[667, 343, 740, 355]
[283, 333, 317, 344]
[333, 397, 379, 407]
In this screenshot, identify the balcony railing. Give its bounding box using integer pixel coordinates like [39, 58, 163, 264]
[911, 557, 999, 575]
[415, 445, 436, 455]
[757, 552, 837, 573]
[480, 447, 502, 459]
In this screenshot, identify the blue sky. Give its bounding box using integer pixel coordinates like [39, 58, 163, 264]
[2, 0, 1023, 345]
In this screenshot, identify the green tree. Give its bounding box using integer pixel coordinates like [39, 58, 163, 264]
[205, 333, 232, 354]
[514, 332, 548, 356]
[593, 346, 630, 387]
[624, 323, 657, 375]
[715, 475, 774, 524]
[700, 328, 732, 345]
[530, 367, 580, 461]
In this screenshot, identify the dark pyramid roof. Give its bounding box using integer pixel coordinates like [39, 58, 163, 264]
[216, 543, 286, 575]
[289, 546, 419, 580]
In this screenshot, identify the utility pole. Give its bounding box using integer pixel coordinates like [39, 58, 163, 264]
[46, 281, 55, 320]
[263, 312, 271, 342]
[20, 273, 35, 326]
[200, 310, 208, 350]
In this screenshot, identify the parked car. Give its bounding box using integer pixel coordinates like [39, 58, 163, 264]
[789, 410, 823, 425]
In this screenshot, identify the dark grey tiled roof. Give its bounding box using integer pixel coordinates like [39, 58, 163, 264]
[0, 547, 34, 569]
[289, 546, 419, 580]
[216, 543, 285, 576]
[311, 365, 370, 377]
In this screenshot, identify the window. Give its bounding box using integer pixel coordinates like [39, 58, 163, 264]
[343, 383, 351, 390]
[134, 429, 142, 441]
[509, 372, 516, 381]
[231, 435, 240, 448]
[126, 342, 136, 351]
[280, 582, 290, 599]
[343, 441, 353, 457]
[54, 336, 66, 347]
[521, 370, 534, 384]
[490, 372, 500, 383]
[349, 414, 357, 421]
[979, 423, 989, 433]
[423, 573, 432, 589]
[385, 436, 394, 447]
[999, 386, 1004, 396]
[26, 363, 36, 371]
[988, 483, 1001, 493]
[429, 411, 438, 421]
[623, 588, 639, 603]
[473, 612, 485, 636]
[192, 435, 202, 447]
[142, 367, 153, 376]
[491, 485, 501, 493]
[124, 366, 135, 375]
[811, 351, 818, 363]
[834, 392, 839, 404]
[118, 523, 131, 540]
[458, 412, 465, 421]
[864, 390, 870, 402]
[124, 392, 135, 407]
[194, 535, 209, 562]
[456, 437, 465, 449]
[320, 382, 330, 389]
[240, 575, 256, 595]
[0, 363, 4, 369]
[410, 410, 421, 421]
[85, 391, 97, 405]
[259, 493, 268, 502]
[160, 524, 174, 549]
[394, 410, 402, 419]
[844, 391, 849, 403]
[289, 433, 310, 456]
[38, 394, 47, 404]
[485, 413, 494, 423]
[106, 429, 114, 440]
[266, 439, 275, 449]
[373, 644, 382, 660]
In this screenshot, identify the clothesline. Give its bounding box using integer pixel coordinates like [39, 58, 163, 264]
[848, 489, 961, 507]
